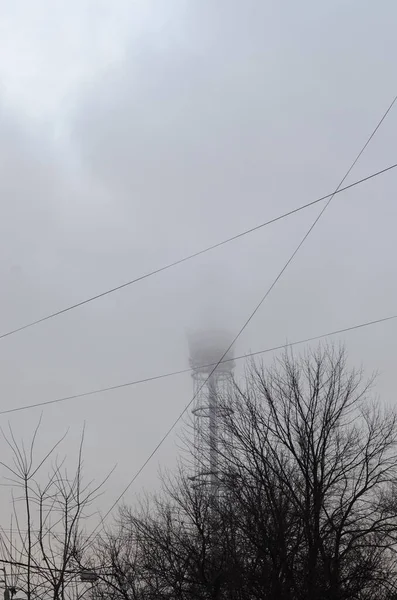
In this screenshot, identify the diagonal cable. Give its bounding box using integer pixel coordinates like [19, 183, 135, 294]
[87, 93, 397, 536]
[0, 162, 396, 341]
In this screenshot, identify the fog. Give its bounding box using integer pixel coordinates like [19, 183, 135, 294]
[0, 0, 397, 527]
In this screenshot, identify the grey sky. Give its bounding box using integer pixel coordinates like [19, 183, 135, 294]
[0, 0, 396, 526]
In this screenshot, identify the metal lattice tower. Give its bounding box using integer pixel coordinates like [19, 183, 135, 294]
[188, 330, 235, 496]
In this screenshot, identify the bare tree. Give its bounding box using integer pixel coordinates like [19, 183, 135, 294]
[0, 420, 112, 600]
[217, 345, 397, 599]
[91, 468, 239, 600]
[82, 345, 397, 600]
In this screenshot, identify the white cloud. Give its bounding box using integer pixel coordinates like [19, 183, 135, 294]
[0, 0, 140, 121]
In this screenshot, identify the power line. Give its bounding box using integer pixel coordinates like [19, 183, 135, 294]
[87, 93, 397, 534]
[0, 312, 395, 417]
[0, 558, 81, 575]
[0, 162, 396, 342]
[0, 557, 111, 576]
[0, 527, 92, 538]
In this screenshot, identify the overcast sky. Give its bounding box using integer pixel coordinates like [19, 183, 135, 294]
[0, 0, 396, 528]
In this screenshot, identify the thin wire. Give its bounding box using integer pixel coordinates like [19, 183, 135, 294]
[0, 312, 396, 417]
[0, 557, 112, 576]
[1, 162, 396, 341]
[0, 527, 92, 538]
[88, 93, 397, 535]
[0, 557, 81, 574]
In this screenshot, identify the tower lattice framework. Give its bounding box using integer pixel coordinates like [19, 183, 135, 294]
[188, 331, 235, 495]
